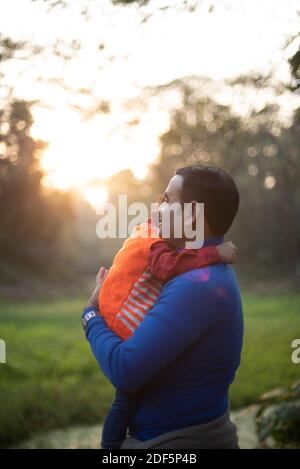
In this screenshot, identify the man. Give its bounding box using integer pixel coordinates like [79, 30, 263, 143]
[82, 165, 243, 449]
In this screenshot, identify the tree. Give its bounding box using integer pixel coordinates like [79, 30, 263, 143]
[0, 100, 74, 277]
[146, 78, 300, 275]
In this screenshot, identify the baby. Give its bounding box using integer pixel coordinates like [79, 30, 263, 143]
[97, 217, 237, 449]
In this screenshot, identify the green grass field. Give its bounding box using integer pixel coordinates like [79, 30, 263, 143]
[0, 292, 299, 447]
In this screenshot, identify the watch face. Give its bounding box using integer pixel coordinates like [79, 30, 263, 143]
[82, 310, 98, 328]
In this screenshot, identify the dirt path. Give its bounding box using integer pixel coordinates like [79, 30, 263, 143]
[13, 407, 260, 449]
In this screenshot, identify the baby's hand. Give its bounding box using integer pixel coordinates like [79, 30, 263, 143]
[96, 266, 109, 286]
[216, 241, 238, 264]
[86, 266, 110, 309]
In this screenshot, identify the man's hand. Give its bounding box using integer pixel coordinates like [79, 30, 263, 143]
[86, 266, 109, 309]
[216, 241, 238, 264]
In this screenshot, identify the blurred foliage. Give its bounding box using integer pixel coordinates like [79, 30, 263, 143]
[0, 100, 75, 279]
[256, 381, 300, 448]
[112, 0, 149, 5]
[140, 82, 300, 276]
[0, 35, 25, 62]
[286, 31, 300, 92]
[290, 45, 300, 91]
[290, 45, 300, 79]
[103, 36, 300, 278]
[1, 85, 299, 279]
[31, 0, 197, 9]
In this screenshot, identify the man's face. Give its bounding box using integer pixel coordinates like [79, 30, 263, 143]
[157, 174, 206, 248]
[158, 175, 185, 248]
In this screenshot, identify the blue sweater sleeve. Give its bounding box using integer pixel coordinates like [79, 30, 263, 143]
[84, 272, 217, 393]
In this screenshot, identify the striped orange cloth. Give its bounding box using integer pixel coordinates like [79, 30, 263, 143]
[99, 219, 163, 340]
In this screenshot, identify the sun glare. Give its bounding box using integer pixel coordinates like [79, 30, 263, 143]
[31, 104, 170, 207]
[83, 186, 108, 210]
[8, 0, 297, 208]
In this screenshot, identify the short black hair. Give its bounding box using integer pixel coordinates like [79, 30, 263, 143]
[175, 165, 239, 236]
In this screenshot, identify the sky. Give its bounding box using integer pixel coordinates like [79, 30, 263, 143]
[0, 0, 299, 206]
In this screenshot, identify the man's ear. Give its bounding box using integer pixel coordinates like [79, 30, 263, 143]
[184, 200, 205, 248]
[190, 201, 206, 234]
[181, 200, 198, 230]
[191, 200, 198, 230]
[182, 200, 195, 227]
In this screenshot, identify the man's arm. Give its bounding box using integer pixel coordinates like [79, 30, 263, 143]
[83, 270, 217, 393]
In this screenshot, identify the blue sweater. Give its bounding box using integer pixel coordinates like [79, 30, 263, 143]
[83, 236, 244, 441]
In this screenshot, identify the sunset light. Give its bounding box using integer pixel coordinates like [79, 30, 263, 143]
[1, 0, 299, 451]
[1, 0, 299, 208]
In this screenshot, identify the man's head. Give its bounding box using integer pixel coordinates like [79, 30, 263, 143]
[158, 165, 239, 247]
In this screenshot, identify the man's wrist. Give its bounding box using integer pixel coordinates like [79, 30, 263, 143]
[82, 306, 100, 330]
[86, 285, 101, 309]
[86, 300, 99, 309]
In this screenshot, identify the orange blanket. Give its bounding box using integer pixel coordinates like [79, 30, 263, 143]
[99, 219, 161, 339]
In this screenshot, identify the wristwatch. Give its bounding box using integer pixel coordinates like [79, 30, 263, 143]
[82, 308, 99, 330]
